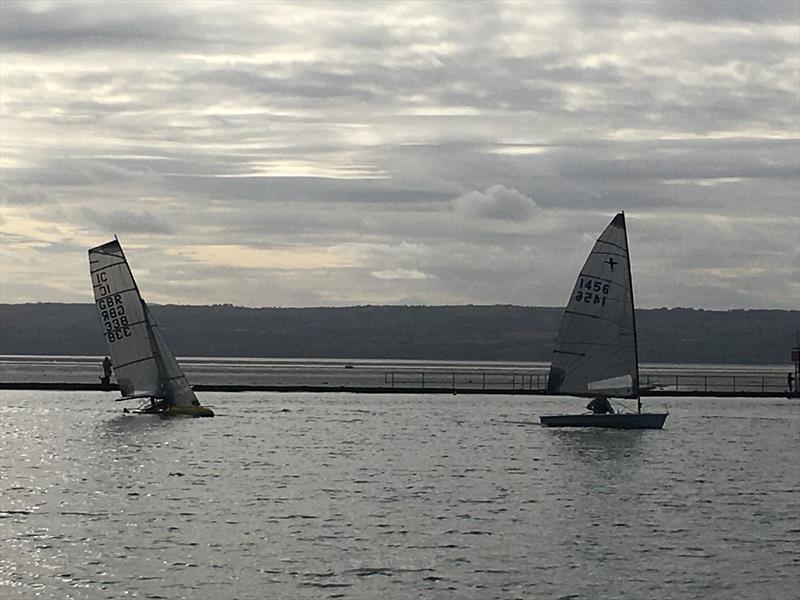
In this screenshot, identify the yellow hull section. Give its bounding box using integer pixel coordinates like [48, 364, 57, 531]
[162, 405, 215, 418]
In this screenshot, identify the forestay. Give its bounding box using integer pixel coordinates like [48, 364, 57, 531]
[89, 240, 160, 397]
[547, 213, 639, 398]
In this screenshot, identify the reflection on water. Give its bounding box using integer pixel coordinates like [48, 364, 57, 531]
[1, 391, 798, 599]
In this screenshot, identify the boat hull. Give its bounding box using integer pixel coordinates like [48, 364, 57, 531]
[163, 405, 215, 418]
[540, 413, 667, 429]
[130, 404, 215, 417]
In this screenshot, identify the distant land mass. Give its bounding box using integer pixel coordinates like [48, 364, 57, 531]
[0, 303, 800, 364]
[0, 303, 797, 365]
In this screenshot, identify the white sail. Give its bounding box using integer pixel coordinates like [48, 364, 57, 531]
[547, 213, 639, 398]
[89, 240, 161, 398]
[144, 302, 199, 408]
[89, 239, 198, 408]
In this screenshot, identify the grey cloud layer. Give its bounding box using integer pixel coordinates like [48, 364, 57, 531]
[1, 0, 797, 309]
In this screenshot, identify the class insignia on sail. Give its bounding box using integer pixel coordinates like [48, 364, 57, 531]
[88, 239, 214, 417]
[540, 213, 667, 430]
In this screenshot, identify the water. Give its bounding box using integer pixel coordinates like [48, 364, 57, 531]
[2, 389, 798, 599]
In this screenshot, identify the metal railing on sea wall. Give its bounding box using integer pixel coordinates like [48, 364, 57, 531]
[382, 371, 792, 396]
[383, 371, 546, 391]
[640, 374, 789, 395]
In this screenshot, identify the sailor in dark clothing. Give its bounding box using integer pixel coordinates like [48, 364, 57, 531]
[100, 356, 113, 386]
[789, 372, 794, 393]
[587, 396, 614, 414]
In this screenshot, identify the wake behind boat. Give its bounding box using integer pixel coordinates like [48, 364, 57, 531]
[88, 239, 214, 417]
[540, 213, 667, 430]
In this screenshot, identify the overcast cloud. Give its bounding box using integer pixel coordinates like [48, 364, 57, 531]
[1, 0, 798, 309]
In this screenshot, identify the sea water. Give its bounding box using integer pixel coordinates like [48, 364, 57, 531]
[1, 389, 798, 599]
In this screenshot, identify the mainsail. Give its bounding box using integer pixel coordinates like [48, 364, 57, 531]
[88, 239, 198, 408]
[547, 213, 639, 398]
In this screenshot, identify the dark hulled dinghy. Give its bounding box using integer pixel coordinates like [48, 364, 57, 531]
[540, 213, 667, 430]
[88, 239, 214, 417]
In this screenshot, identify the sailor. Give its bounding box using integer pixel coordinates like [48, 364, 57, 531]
[101, 356, 113, 385]
[586, 396, 614, 414]
[788, 372, 794, 393]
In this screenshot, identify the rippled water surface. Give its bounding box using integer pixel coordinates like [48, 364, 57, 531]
[2, 391, 798, 599]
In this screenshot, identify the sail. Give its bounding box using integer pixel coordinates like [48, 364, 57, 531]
[144, 302, 199, 408]
[547, 213, 639, 398]
[88, 240, 160, 397]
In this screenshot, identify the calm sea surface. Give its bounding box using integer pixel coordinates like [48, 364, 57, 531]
[1, 365, 799, 599]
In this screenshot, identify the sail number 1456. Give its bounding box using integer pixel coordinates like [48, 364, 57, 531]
[576, 278, 609, 306]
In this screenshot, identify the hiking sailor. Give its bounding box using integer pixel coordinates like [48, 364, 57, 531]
[586, 396, 614, 414]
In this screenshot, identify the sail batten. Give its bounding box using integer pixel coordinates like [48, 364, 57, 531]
[547, 212, 639, 398]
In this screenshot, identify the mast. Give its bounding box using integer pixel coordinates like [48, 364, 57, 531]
[116, 240, 164, 399]
[142, 301, 167, 400]
[621, 212, 642, 413]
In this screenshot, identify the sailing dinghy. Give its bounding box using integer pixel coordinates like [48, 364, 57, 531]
[88, 239, 214, 417]
[540, 213, 667, 429]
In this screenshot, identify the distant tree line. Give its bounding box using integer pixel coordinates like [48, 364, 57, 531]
[0, 303, 796, 365]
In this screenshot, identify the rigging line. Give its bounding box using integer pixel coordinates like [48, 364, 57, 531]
[113, 355, 157, 370]
[90, 261, 127, 274]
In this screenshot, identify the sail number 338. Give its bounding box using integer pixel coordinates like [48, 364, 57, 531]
[95, 273, 131, 342]
[575, 278, 610, 306]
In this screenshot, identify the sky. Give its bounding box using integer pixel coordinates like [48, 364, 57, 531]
[1, 0, 798, 310]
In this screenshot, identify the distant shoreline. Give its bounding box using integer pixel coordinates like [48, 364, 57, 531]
[1, 303, 797, 364]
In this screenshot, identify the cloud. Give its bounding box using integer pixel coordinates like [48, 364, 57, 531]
[0, 1, 797, 309]
[453, 185, 541, 221]
[370, 269, 433, 280]
[84, 209, 174, 235]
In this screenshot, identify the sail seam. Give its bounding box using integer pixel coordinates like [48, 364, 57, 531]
[89, 249, 124, 259]
[103, 318, 147, 330]
[564, 310, 631, 324]
[563, 310, 634, 332]
[553, 350, 586, 357]
[94, 286, 138, 298]
[576, 273, 620, 285]
[596, 239, 628, 253]
[90, 261, 127, 274]
[114, 355, 157, 369]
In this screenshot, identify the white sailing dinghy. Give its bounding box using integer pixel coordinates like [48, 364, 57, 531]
[540, 213, 667, 429]
[88, 239, 214, 417]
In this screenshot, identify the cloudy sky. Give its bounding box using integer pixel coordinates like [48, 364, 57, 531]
[1, 0, 798, 310]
